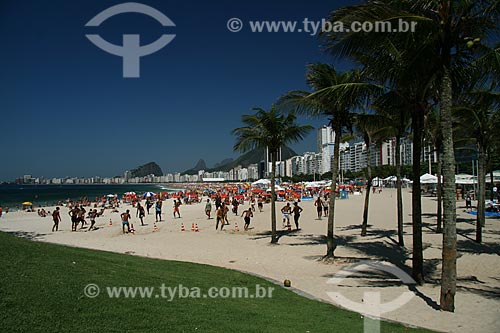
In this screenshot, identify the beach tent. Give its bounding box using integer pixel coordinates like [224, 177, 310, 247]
[252, 179, 271, 186]
[420, 173, 438, 184]
[455, 174, 477, 185]
[384, 176, 397, 182]
[485, 170, 500, 183]
[266, 185, 285, 192]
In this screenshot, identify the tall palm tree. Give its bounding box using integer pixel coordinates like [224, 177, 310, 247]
[371, 96, 412, 246]
[322, 0, 499, 309]
[280, 63, 379, 258]
[232, 106, 313, 244]
[355, 113, 382, 237]
[455, 89, 500, 243]
[425, 109, 443, 233]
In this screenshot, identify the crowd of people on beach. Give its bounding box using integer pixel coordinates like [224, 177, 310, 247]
[6, 182, 346, 234]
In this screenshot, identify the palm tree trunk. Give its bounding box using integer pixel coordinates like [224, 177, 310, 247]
[361, 135, 371, 236]
[270, 151, 278, 244]
[325, 123, 340, 258]
[395, 135, 404, 246]
[489, 162, 494, 201]
[476, 144, 486, 242]
[440, 67, 457, 312]
[411, 106, 425, 285]
[436, 150, 443, 233]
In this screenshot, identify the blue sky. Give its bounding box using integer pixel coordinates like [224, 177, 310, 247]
[0, 0, 358, 181]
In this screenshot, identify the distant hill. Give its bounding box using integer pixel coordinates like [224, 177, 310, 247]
[182, 159, 207, 175]
[130, 162, 163, 177]
[182, 147, 297, 174]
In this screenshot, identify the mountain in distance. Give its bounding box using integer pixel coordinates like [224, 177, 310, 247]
[182, 159, 207, 175]
[213, 158, 233, 169]
[182, 147, 297, 175]
[129, 162, 163, 177]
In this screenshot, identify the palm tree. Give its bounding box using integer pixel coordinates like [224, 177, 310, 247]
[455, 89, 500, 243]
[371, 96, 412, 246]
[355, 113, 381, 237]
[280, 63, 379, 258]
[425, 109, 443, 233]
[232, 106, 313, 244]
[322, 0, 500, 309]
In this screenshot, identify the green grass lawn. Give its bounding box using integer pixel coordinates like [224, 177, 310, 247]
[0, 231, 433, 332]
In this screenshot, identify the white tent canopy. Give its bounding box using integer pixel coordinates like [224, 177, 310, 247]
[252, 179, 271, 186]
[455, 174, 477, 185]
[420, 173, 438, 184]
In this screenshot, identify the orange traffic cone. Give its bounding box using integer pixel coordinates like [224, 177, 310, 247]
[191, 223, 195, 231]
[109, 218, 112, 226]
[195, 224, 199, 232]
[180, 223, 185, 232]
[153, 223, 158, 232]
[235, 223, 239, 232]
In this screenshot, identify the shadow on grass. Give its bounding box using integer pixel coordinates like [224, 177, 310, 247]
[7, 231, 47, 241]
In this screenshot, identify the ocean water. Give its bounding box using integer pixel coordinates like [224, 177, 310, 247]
[0, 184, 175, 209]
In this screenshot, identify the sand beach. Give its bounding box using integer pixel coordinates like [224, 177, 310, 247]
[0, 188, 499, 332]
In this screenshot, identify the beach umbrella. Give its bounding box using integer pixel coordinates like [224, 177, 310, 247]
[22, 202, 33, 206]
[143, 192, 156, 198]
[124, 191, 136, 196]
[106, 194, 115, 198]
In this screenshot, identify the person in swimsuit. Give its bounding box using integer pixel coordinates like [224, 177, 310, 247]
[155, 200, 162, 222]
[257, 196, 264, 212]
[216, 206, 224, 230]
[292, 202, 303, 230]
[69, 207, 79, 232]
[314, 197, 324, 219]
[205, 199, 212, 219]
[121, 209, 131, 233]
[241, 207, 253, 231]
[52, 207, 61, 232]
[281, 203, 292, 228]
[88, 209, 97, 231]
[173, 199, 181, 218]
[136, 202, 145, 226]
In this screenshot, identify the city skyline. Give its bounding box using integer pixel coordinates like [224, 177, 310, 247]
[0, 0, 357, 182]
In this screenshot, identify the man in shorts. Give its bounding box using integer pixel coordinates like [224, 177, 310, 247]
[216, 206, 224, 230]
[155, 200, 162, 222]
[121, 209, 131, 233]
[292, 202, 303, 230]
[241, 207, 253, 231]
[136, 202, 145, 226]
[205, 199, 212, 219]
[281, 203, 292, 228]
[314, 197, 324, 219]
[52, 207, 61, 232]
[69, 206, 79, 231]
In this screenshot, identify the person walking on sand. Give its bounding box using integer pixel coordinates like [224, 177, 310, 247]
[69, 206, 79, 231]
[205, 199, 212, 219]
[292, 202, 303, 230]
[257, 196, 264, 212]
[241, 207, 253, 231]
[314, 197, 324, 219]
[173, 199, 181, 218]
[281, 203, 292, 228]
[88, 209, 97, 231]
[136, 202, 145, 226]
[222, 202, 230, 225]
[155, 200, 162, 222]
[121, 209, 131, 233]
[216, 206, 224, 230]
[465, 194, 472, 212]
[323, 195, 329, 217]
[52, 207, 61, 232]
